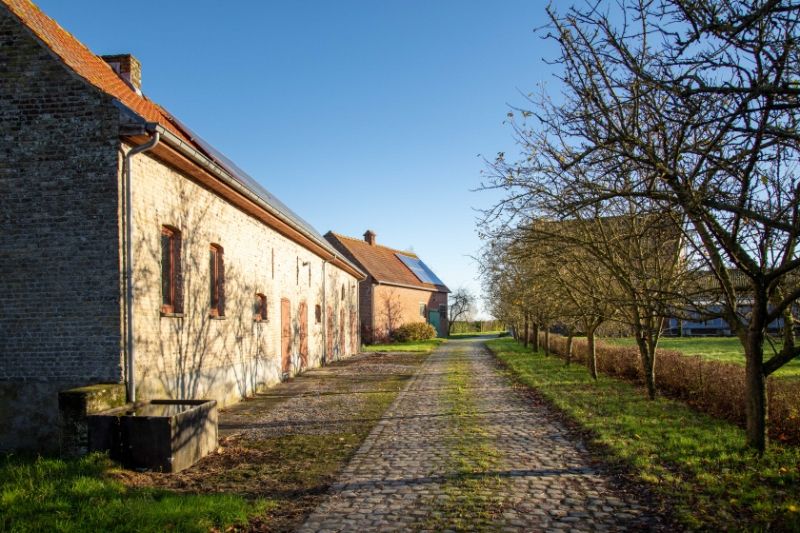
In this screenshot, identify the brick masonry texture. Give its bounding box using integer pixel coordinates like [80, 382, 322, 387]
[0, 5, 122, 450]
[128, 148, 359, 409]
[0, 4, 359, 450]
[370, 284, 447, 340]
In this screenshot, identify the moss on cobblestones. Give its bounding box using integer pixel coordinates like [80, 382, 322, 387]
[421, 348, 508, 531]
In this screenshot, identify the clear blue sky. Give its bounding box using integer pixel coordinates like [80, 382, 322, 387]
[38, 0, 557, 318]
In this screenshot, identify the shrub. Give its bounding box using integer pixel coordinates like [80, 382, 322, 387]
[540, 332, 800, 445]
[391, 322, 437, 342]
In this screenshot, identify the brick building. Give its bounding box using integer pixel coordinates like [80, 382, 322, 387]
[325, 231, 449, 342]
[0, 0, 364, 451]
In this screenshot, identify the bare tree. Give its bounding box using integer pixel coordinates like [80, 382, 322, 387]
[481, 0, 800, 451]
[448, 287, 476, 334]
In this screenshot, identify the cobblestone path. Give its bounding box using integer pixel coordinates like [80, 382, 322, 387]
[300, 337, 665, 532]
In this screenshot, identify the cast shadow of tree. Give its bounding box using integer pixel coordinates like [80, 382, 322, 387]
[132, 179, 274, 403]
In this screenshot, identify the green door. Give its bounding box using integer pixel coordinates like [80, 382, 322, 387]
[428, 310, 441, 337]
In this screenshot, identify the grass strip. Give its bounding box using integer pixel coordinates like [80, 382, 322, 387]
[487, 337, 800, 530]
[363, 338, 446, 353]
[421, 348, 506, 531]
[0, 453, 270, 533]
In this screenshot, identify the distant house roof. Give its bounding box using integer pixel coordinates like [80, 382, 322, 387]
[325, 232, 449, 293]
[2, 0, 364, 278]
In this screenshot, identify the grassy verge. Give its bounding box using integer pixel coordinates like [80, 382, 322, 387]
[2, 353, 428, 532]
[422, 347, 506, 531]
[363, 338, 446, 353]
[0, 453, 269, 533]
[486, 337, 800, 530]
[448, 331, 506, 339]
[601, 336, 800, 379]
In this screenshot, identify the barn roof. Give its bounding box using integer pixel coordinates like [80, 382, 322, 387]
[325, 232, 449, 293]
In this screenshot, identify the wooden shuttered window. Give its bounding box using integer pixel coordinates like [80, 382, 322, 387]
[254, 293, 267, 322]
[161, 226, 182, 313]
[209, 244, 225, 317]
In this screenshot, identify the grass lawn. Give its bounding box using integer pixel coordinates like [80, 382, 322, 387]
[363, 338, 446, 353]
[0, 453, 269, 533]
[486, 337, 800, 530]
[600, 336, 800, 379]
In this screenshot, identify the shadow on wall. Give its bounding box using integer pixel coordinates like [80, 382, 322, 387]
[371, 288, 444, 342]
[131, 179, 275, 405]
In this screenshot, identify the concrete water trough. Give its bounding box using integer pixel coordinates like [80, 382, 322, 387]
[88, 399, 218, 473]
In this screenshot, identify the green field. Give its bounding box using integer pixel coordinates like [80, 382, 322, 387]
[486, 337, 800, 530]
[600, 336, 800, 379]
[363, 338, 446, 353]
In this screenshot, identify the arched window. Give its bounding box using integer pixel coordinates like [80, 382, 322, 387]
[209, 244, 225, 317]
[160, 226, 182, 314]
[254, 293, 267, 322]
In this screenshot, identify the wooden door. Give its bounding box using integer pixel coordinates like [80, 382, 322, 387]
[281, 298, 291, 376]
[326, 305, 334, 362]
[428, 310, 441, 337]
[350, 310, 358, 354]
[298, 301, 308, 369]
[339, 308, 346, 357]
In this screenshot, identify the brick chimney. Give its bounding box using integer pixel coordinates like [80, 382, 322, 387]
[364, 230, 377, 246]
[102, 54, 142, 93]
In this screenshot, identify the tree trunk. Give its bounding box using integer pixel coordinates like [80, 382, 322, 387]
[523, 314, 529, 348]
[544, 327, 550, 356]
[532, 323, 540, 352]
[643, 352, 656, 400]
[566, 334, 574, 365]
[587, 326, 598, 380]
[744, 330, 767, 453]
[635, 335, 657, 400]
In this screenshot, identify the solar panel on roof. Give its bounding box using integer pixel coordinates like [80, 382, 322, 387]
[396, 254, 446, 286]
[169, 117, 326, 245]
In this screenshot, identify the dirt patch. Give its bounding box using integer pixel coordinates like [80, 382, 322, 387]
[110, 351, 427, 532]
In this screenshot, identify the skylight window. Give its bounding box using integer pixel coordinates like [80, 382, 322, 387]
[396, 254, 445, 286]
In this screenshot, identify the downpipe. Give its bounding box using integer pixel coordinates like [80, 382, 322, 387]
[123, 132, 160, 403]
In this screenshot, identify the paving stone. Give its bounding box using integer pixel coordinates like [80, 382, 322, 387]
[299, 338, 665, 532]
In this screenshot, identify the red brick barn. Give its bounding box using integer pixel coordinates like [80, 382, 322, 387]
[325, 231, 449, 343]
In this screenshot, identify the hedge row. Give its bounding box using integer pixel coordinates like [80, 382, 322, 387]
[540, 334, 800, 445]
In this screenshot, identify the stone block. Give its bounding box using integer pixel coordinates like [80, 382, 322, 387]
[58, 383, 126, 457]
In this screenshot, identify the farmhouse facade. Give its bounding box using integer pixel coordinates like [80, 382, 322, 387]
[0, 0, 364, 451]
[325, 231, 449, 342]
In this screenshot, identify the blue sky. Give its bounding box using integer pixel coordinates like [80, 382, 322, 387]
[38, 1, 557, 317]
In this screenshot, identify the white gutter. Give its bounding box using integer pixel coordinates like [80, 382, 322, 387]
[123, 132, 160, 403]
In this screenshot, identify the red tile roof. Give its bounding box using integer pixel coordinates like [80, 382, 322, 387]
[326, 232, 448, 292]
[2, 0, 193, 144]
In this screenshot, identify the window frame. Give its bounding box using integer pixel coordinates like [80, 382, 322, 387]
[160, 226, 181, 314]
[209, 244, 225, 317]
[254, 293, 268, 322]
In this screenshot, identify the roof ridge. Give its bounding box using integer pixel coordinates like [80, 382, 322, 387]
[330, 232, 419, 257]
